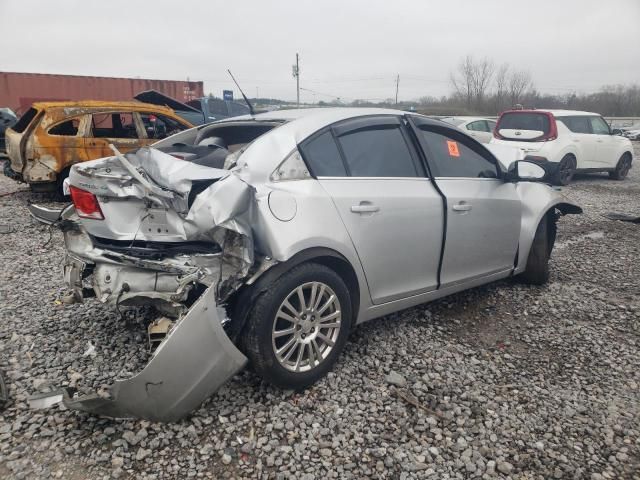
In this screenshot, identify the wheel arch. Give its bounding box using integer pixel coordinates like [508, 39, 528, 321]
[514, 184, 583, 274]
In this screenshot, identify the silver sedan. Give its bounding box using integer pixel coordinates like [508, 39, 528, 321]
[30, 108, 581, 421]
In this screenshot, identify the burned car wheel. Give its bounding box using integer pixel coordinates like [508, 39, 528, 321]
[242, 263, 352, 389]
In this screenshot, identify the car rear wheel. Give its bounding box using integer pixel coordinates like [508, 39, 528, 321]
[552, 155, 576, 186]
[521, 213, 556, 285]
[609, 153, 632, 180]
[241, 263, 353, 390]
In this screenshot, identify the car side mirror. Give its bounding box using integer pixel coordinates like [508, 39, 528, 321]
[611, 129, 623, 136]
[507, 160, 547, 182]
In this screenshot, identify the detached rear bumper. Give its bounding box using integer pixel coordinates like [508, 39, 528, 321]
[73, 287, 245, 421]
[31, 283, 248, 422]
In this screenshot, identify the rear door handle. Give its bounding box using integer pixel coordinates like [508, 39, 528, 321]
[452, 202, 472, 212]
[351, 203, 380, 214]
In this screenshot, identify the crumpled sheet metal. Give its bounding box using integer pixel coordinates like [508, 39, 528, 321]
[60, 285, 247, 422]
[71, 147, 255, 269]
[72, 147, 229, 213]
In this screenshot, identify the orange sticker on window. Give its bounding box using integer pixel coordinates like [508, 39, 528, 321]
[447, 140, 460, 157]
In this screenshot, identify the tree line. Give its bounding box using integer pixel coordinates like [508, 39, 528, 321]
[311, 55, 640, 117]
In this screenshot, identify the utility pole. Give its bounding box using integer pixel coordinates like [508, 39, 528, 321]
[292, 53, 300, 108]
[395, 74, 399, 106]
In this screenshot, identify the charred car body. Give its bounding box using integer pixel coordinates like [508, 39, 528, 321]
[5, 101, 193, 195]
[30, 108, 581, 421]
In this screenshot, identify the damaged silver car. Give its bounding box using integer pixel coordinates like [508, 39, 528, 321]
[29, 108, 581, 421]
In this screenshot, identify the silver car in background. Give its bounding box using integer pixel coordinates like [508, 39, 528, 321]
[30, 108, 581, 421]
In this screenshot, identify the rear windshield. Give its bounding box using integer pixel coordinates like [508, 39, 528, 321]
[497, 112, 550, 133]
[11, 107, 39, 133]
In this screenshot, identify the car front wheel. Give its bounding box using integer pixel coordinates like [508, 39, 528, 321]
[242, 263, 353, 390]
[609, 153, 632, 180]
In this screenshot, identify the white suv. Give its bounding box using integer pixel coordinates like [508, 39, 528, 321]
[491, 109, 634, 185]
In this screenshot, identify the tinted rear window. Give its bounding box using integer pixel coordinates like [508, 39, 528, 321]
[497, 113, 550, 133]
[301, 131, 347, 177]
[12, 107, 39, 133]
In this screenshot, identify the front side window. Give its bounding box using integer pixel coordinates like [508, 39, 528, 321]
[90, 112, 138, 139]
[417, 128, 498, 178]
[300, 131, 347, 177]
[48, 118, 80, 136]
[589, 116, 610, 135]
[336, 124, 418, 177]
[139, 113, 188, 140]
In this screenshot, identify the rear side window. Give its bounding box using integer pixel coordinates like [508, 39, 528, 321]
[558, 116, 591, 134]
[208, 99, 228, 116]
[48, 118, 80, 136]
[467, 120, 489, 132]
[336, 125, 418, 177]
[300, 131, 347, 177]
[229, 102, 250, 116]
[12, 107, 39, 133]
[497, 113, 550, 134]
[417, 128, 498, 179]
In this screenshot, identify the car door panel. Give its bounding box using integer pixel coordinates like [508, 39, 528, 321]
[300, 117, 444, 305]
[436, 178, 521, 287]
[589, 116, 618, 168]
[408, 117, 521, 288]
[320, 178, 444, 303]
[84, 111, 144, 159]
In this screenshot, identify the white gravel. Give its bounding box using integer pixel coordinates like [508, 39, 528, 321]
[1, 146, 639, 479]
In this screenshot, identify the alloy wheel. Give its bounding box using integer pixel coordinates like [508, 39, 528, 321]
[271, 281, 342, 372]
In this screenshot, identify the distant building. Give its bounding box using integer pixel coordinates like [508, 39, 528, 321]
[0, 72, 204, 114]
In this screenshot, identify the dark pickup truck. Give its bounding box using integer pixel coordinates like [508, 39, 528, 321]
[135, 90, 250, 126]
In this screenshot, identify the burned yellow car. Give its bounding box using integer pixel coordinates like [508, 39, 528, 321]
[4, 101, 193, 194]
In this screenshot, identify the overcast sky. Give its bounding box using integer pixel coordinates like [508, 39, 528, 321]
[1, 0, 639, 102]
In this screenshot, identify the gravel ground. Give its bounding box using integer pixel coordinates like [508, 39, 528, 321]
[0, 146, 639, 480]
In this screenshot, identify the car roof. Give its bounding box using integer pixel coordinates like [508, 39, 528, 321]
[31, 100, 177, 114]
[502, 109, 600, 117]
[442, 116, 496, 123]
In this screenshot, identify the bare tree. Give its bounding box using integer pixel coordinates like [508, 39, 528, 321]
[450, 55, 495, 111]
[508, 70, 533, 106]
[493, 63, 510, 112]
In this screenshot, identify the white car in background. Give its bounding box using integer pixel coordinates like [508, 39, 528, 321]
[491, 109, 634, 185]
[440, 117, 497, 144]
[622, 128, 640, 141]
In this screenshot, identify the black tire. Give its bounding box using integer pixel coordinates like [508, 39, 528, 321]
[551, 155, 576, 186]
[609, 153, 632, 180]
[241, 262, 353, 390]
[521, 214, 556, 285]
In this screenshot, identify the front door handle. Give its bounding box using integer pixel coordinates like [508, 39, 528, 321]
[351, 203, 380, 214]
[452, 202, 472, 212]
